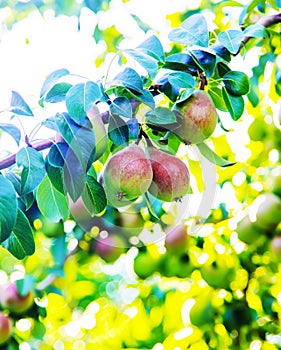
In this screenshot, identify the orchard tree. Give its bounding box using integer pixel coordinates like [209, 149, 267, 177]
[0, 0, 281, 349]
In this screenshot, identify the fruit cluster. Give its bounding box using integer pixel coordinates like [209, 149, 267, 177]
[102, 143, 190, 207]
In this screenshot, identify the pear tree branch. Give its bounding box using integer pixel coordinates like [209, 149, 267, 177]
[0, 12, 280, 171]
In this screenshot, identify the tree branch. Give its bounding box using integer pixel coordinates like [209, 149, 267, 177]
[0, 137, 55, 171]
[0, 13, 280, 172]
[241, 12, 281, 48]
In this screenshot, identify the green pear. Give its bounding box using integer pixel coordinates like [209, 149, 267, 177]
[250, 192, 281, 230]
[133, 251, 159, 279]
[189, 289, 213, 327]
[148, 148, 190, 202]
[87, 106, 108, 161]
[103, 144, 153, 207]
[173, 90, 218, 144]
[0, 312, 12, 345]
[160, 252, 194, 278]
[200, 256, 236, 290]
[236, 215, 265, 244]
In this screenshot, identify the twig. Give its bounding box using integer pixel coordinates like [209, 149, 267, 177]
[239, 12, 281, 50]
[0, 137, 55, 170]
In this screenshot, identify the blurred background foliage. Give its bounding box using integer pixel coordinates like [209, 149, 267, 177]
[0, 0, 281, 349]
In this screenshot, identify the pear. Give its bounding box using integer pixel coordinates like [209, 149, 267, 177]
[165, 224, 188, 253]
[173, 90, 218, 144]
[0, 312, 12, 345]
[87, 106, 108, 161]
[148, 148, 190, 202]
[103, 144, 153, 207]
[249, 192, 281, 231]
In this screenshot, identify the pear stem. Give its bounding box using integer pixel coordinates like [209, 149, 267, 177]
[199, 73, 208, 90]
[138, 128, 154, 147]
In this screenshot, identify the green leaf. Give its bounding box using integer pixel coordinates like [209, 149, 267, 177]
[137, 35, 165, 62]
[46, 158, 66, 194]
[0, 123, 21, 145]
[168, 71, 195, 89]
[50, 236, 67, 268]
[217, 62, 231, 77]
[223, 71, 250, 96]
[5, 171, 34, 210]
[16, 276, 35, 296]
[243, 23, 268, 39]
[165, 53, 198, 72]
[110, 97, 132, 118]
[197, 142, 236, 167]
[108, 114, 129, 146]
[84, 81, 103, 112]
[36, 176, 69, 222]
[143, 193, 160, 221]
[146, 107, 177, 125]
[176, 88, 195, 104]
[16, 147, 46, 195]
[124, 49, 159, 78]
[55, 113, 96, 171]
[45, 82, 72, 103]
[65, 82, 102, 125]
[218, 30, 244, 54]
[3, 209, 35, 260]
[157, 74, 180, 102]
[211, 44, 231, 62]
[0, 175, 18, 243]
[132, 89, 155, 109]
[10, 91, 33, 116]
[127, 119, 140, 140]
[168, 14, 209, 47]
[222, 87, 244, 121]
[111, 68, 143, 94]
[209, 87, 227, 112]
[82, 175, 107, 216]
[190, 50, 216, 78]
[47, 142, 86, 202]
[40, 68, 70, 98]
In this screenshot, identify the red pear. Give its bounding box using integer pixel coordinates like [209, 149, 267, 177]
[0, 312, 12, 345]
[103, 144, 153, 207]
[0, 282, 34, 314]
[174, 90, 218, 144]
[148, 148, 190, 202]
[165, 224, 188, 253]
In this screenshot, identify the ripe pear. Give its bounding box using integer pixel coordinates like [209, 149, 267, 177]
[87, 106, 108, 161]
[0, 282, 34, 314]
[270, 234, 281, 260]
[103, 144, 153, 207]
[173, 90, 218, 144]
[94, 233, 127, 263]
[148, 148, 190, 202]
[0, 312, 12, 345]
[164, 224, 188, 253]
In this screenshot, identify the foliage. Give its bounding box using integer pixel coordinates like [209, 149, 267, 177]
[0, 0, 281, 349]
